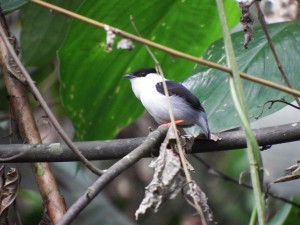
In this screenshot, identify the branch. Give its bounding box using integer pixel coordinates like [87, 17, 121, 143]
[29, 0, 300, 97]
[0, 10, 103, 176]
[0, 14, 66, 224]
[254, 1, 300, 107]
[256, 99, 300, 119]
[193, 155, 300, 209]
[56, 126, 168, 225]
[0, 122, 299, 162]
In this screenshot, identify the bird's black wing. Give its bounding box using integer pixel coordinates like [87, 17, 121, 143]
[156, 81, 205, 111]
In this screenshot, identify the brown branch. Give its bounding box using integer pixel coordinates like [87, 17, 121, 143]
[254, 1, 300, 107]
[29, 0, 300, 98]
[0, 122, 299, 162]
[56, 126, 168, 225]
[0, 17, 66, 225]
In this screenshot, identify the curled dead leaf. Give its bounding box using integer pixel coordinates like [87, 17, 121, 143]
[135, 128, 186, 219]
[183, 181, 213, 222]
[238, 0, 255, 49]
[0, 168, 20, 215]
[274, 163, 300, 183]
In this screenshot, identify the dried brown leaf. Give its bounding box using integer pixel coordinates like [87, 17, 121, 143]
[135, 128, 186, 219]
[238, 0, 255, 49]
[0, 168, 20, 215]
[274, 163, 300, 183]
[184, 181, 213, 222]
[182, 137, 195, 171]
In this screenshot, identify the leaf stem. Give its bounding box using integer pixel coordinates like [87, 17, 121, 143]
[216, 1, 265, 224]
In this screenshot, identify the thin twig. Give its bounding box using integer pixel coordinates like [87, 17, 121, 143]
[254, 1, 300, 107]
[0, 133, 13, 143]
[193, 155, 300, 209]
[255, 99, 300, 119]
[29, 0, 300, 97]
[130, 16, 208, 224]
[0, 23, 104, 176]
[56, 126, 168, 225]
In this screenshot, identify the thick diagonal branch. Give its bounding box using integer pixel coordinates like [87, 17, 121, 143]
[0, 20, 66, 224]
[56, 126, 168, 225]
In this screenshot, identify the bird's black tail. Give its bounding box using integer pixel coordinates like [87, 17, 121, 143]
[198, 111, 211, 139]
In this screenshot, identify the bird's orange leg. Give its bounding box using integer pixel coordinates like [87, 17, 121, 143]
[159, 119, 185, 127]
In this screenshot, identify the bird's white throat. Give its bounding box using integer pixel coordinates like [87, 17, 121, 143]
[129, 73, 165, 99]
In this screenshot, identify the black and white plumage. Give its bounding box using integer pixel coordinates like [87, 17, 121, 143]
[124, 68, 211, 139]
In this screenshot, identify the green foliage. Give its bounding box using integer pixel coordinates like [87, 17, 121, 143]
[20, 0, 82, 66]
[0, 0, 27, 14]
[18, 189, 43, 224]
[268, 197, 300, 225]
[185, 21, 300, 133]
[58, 0, 240, 140]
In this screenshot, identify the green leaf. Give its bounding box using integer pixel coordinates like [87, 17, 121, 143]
[58, 0, 240, 140]
[267, 197, 300, 225]
[20, 0, 82, 66]
[0, 0, 27, 14]
[185, 21, 300, 133]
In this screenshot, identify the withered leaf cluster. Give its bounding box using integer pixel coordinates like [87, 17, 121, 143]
[135, 128, 186, 219]
[135, 128, 213, 223]
[238, 0, 256, 49]
[0, 165, 20, 224]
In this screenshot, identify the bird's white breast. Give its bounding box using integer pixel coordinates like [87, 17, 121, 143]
[129, 74, 199, 125]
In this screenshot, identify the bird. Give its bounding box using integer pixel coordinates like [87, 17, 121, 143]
[124, 68, 211, 139]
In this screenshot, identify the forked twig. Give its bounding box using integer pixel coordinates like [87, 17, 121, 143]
[255, 99, 300, 119]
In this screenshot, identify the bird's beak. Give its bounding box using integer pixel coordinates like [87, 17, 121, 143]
[123, 74, 135, 79]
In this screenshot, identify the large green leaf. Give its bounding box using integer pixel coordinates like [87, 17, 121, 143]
[185, 21, 300, 133]
[58, 0, 240, 140]
[0, 0, 27, 13]
[267, 197, 300, 225]
[20, 0, 82, 66]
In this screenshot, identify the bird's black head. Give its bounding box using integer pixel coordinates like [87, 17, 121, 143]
[124, 68, 157, 79]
